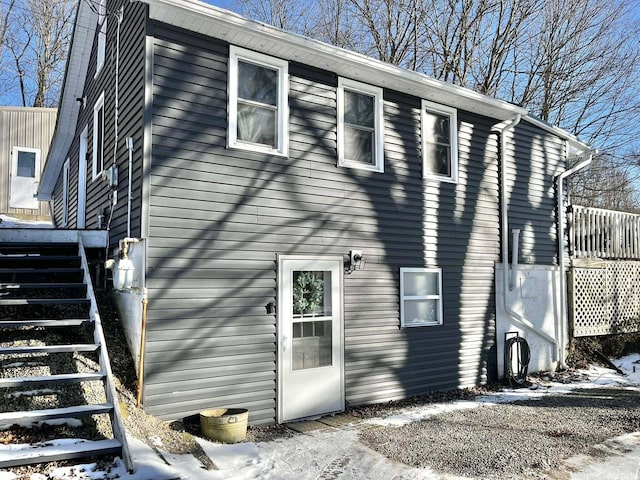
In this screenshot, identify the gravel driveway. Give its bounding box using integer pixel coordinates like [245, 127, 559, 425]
[359, 386, 640, 479]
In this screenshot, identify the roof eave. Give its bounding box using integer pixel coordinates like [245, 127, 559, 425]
[38, 1, 96, 201]
[145, 0, 526, 121]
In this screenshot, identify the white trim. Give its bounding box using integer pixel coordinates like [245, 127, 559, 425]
[92, 92, 105, 181]
[337, 78, 384, 173]
[400, 267, 443, 327]
[77, 125, 88, 228]
[228, 46, 289, 156]
[422, 100, 458, 183]
[62, 158, 70, 227]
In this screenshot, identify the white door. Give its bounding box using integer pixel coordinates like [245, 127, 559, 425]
[77, 126, 88, 228]
[10, 147, 40, 209]
[278, 256, 344, 423]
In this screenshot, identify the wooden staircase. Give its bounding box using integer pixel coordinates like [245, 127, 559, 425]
[0, 238, 132, 470]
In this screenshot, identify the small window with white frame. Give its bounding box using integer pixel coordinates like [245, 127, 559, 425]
[337, 78, 384, 172]
[92, 92, 105, 180]
[422, 100, 458, 182]
[95, 0, 107, 76]
[228, 46, 289, 155]
[400, 267, 443, 327]
[62, 158, 70, 227]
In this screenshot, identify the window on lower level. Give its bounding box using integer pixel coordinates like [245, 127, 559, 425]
[338, 78, 384, 172]
[228, 46, 289, 155]
[422, 100, 458, 182]
[400, 267, 443, 327]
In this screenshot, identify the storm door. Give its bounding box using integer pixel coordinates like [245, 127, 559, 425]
[277, 256, 344, 422]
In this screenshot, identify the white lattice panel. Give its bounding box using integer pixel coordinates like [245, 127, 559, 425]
[570, 261, 640, 337]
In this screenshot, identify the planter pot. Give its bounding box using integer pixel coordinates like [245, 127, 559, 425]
[200, 408, 248, 444]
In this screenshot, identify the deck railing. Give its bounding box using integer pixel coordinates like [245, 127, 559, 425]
[570, 205, 640, 259]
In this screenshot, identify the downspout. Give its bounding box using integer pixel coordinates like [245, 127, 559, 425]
[555, 151, 593, 368]
[493, 115, 559, 359]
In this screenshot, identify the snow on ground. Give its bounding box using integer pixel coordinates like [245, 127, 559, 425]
[0, 214, 51, 229]
[2, 356, 639, 480]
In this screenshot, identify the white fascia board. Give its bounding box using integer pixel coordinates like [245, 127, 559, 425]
[38, 1, 96, 201]
[145, 0, 527, 121]
[523, 116, 591, 156]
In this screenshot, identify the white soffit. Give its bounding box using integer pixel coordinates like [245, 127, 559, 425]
[145, 0, 527, 121]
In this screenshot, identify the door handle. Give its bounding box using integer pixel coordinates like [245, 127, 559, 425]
[281, 335, 288, 353]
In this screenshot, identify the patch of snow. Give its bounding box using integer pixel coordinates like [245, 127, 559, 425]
[0, 472, 17, 480]
[2, 362, 43, 369]
[0, 214, 51, 229]
[6, 389, 56, 398]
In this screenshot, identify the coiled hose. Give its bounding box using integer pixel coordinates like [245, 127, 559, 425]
[504, 336, 530, 386]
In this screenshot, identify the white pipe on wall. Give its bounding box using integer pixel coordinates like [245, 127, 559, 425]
[493, 115, 559, 354]
[555, 151, 594, 368]
[510, 229, 520, 291]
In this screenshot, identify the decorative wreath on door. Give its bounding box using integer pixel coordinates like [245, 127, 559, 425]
[293, 272, 324, 315]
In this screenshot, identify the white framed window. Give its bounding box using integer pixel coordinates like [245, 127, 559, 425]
[95, 0, 107, 76]
[62, 158, 70, 227]
[228, 46, 289, 155]
[422, 100, 458, 182]
[337, 78, 384, 172]
[400, 267, 443, 327]
[92, 92, 105, 180]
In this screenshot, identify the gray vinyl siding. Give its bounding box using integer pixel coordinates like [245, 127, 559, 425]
[50, 0, 146, 239]
[144, 23, 502, 423]
[506, 121, 566, 265]
[0, 107, 56, 219]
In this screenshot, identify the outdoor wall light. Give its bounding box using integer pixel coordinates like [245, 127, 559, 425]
[347, 250, 364, 273]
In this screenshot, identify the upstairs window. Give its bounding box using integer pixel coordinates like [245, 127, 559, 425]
[400, 267, 443, 327]
[92, 93, 105, 180]
[95, 0, 107, 76]
[338, 78, 384, 172]
[228, 46, 288, 155]
[422, 101, 458, 182]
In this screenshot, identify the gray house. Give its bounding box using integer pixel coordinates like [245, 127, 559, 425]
[38, 0, 591, 425]
[1, 107, 56, 220]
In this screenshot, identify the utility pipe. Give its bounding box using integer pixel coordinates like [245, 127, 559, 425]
[136, 287, 148, 408]
[126, 137, 134, 237]
[555, 151, 594, 368]
[511, 229, 520, 291]
[493, 115, 559, 358]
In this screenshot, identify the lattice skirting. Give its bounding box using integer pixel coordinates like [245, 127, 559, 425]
[569, 261, 640, 337]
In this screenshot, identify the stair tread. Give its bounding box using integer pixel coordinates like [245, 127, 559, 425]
[0, 282, 86, 288]
[0, 439, 122, 468]
[0, 298, 90, 305]
[0, 372, 105, 387]
[0, 255, 80, 260]
[0, 319, 92, 327]
[0, 344, 100, 354]
[0, 267, 83, 273]
[0, 403, 114, 425]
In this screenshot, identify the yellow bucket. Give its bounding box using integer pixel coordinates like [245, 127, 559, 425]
[200, 408, 249, 443]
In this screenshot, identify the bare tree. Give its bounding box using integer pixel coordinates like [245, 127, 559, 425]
[343, 0, 426, 69]
[0, 0, 74, 107]
[233, 0, 310, 31]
